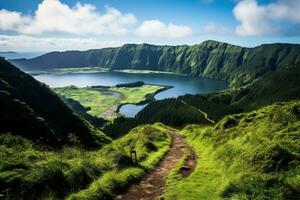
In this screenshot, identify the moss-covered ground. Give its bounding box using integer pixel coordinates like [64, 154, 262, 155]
[162, 100, 300, 200]
[53, 84, 167, 120]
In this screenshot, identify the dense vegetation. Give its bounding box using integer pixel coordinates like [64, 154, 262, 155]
[2, 40, 300, 200]
[0, 123, 171, 199]
[0, 58, 109, 148]
[103, 98, 213, 138]
[131, 64, 300, 126]
[136, 98, 210, 126]
[115, 81, 144, 87]
[163, 100, 300, 200]
[10, 41, 300, 87]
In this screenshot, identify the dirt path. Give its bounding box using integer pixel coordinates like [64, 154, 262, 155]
[180, 100, 215, 124]
[114, 132, 196, 200]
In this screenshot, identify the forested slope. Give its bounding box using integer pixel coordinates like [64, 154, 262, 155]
[10, 41, 300, 87]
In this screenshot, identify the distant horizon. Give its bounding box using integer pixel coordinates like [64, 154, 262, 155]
[1, 0, 300, 52]
[4, 39, 300, 54]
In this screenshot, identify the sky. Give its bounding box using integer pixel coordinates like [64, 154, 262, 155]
[0, 0, 300, 52]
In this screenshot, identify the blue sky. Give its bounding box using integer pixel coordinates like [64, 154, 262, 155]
[0, 0, 299, 51]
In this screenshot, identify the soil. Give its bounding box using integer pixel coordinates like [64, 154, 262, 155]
[114, 132, 196, 200]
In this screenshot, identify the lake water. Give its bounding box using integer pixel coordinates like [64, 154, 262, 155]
[34, 72, 227, 117]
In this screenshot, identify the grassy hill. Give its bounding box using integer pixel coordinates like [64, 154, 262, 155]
[0, 123, 171, 199]
[0, 58, 110, 148]
[163, 100, 300, 200]
[10, 41, 300, 87]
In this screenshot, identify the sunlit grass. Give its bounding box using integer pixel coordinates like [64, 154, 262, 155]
[0, 123, 172, 199]
[162, 101, 300, 200]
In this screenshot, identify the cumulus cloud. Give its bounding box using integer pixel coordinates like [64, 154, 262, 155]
[233, 0, 300, 36]
[0, 0, 137, 36]
[203, 22, 232, 35]
[0, 10, 31, 31]
[136, 20, 192, 38]
[0, 35, 125, 51]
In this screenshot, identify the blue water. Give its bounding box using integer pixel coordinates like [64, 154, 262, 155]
[34, 71, 228, 117]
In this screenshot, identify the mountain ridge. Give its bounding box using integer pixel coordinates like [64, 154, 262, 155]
[10, 40, 300, 87]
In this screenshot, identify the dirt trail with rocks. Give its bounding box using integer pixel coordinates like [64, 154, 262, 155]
[114, 132, 196, 200]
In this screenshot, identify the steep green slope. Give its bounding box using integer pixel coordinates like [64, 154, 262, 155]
[163, 101, 300, 200]
[132, 65, 300, 125]
[10, 41, 300, 87]
[0, 58, 110, 148]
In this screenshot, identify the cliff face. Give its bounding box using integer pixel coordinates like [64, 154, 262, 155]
[10, 40, 300, 87]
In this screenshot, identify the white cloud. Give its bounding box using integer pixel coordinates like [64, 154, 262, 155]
[203, 22, 232, 35]
[0, 0, 137, 36]
[0, 35, 125, 51]
[233, 0, 300, 36]
[0, 10, 31, 31]
[136, 20, 192, 38]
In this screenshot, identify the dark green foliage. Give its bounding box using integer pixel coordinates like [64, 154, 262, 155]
[10, 41, 300, 87]
[115, 81, 144, 87]
[178, 94, 242, 121]
[59, 95, 108, 128]
[228, 65, 300, 110]
[134, 64, 300, 126]
[103, 116, 139, 138]
[136, 98, 209, 126]
[0, 58, 110, 148]
[103, 98, 211, 136]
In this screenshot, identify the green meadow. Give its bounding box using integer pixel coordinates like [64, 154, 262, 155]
[53, 84, 167, 120]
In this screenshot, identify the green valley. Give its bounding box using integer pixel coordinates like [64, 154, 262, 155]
[2, 0, 300, 199]
[53, 83, 169, 120]
[1, 40, 300, 200]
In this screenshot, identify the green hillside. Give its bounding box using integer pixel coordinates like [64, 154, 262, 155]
[163, 100, 300, 200]
[0, 58, 110, 148]
[0, 123, 171, 199]
[2, 40, 300, 200]
[10, 41, 300, 87]
[131, 64, 300, 126]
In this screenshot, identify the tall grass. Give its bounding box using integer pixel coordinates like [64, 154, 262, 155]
[162, 101, 300, 200]
[0, 123, 171, 199]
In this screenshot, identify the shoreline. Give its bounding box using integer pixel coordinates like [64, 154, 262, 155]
[28, 67, 229, 87]
[116, 85, 173, 115]
[28, 67, 187, 76]
[53, 82, 173, 120]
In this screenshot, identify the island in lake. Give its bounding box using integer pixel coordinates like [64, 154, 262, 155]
[53, 82, 171, 120]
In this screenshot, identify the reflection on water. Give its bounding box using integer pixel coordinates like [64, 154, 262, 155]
[34, 71, 228, 117]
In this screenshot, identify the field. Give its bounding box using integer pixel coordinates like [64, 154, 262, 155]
[53, 84, 168, 120]
[0, 123, 171, 199]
